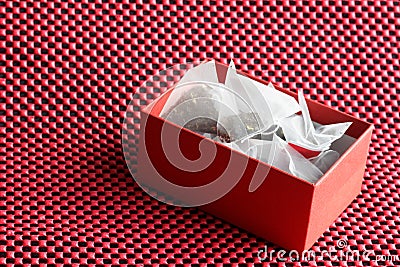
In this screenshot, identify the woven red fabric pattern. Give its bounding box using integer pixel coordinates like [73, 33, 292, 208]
[1, 0, 399, 266]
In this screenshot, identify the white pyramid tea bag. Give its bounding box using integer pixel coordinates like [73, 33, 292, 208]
[159, 61, 252, 142]
[160, 60, 221, 125]
[309, 150, 340, 173]
[222, 61, 301, 141]
[159, 82, 222, 134]
[256, 135, 323, 183]
[159, 61, 229, 136]
[177, 60, 220, 85]
[224, 135, 323, 183]
[279, 90, 352, 152]
[223, 61, 273, 136]
[157, 60, 352, 185]
[252, 81, 301, 123]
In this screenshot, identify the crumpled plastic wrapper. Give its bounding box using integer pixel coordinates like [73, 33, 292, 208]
[158, 60, 352, 183]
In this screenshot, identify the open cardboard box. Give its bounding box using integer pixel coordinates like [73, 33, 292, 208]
[136, 61, 373, 251]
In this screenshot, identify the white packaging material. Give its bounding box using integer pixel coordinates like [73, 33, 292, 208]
[279, 90, 352, 152]
[157, 60, 353, 183]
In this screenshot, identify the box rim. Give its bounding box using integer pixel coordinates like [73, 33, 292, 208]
[315, 123, 374, 186]
[140, 59, 374, 188]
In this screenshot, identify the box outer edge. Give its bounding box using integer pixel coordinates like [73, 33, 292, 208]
[137, 59, 374, 251]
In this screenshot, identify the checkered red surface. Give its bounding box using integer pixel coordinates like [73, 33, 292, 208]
[1, 0, 399, 266]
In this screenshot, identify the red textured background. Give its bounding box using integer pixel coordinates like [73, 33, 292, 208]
[1, 0, 399, 266]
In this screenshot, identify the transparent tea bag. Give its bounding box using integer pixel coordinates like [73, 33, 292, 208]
[226, 135, 323, 183]
[160, 61, 270, 143]
[221, 61, 301, 142]
[279, 90, 352, 152]
[160, 82, 223, 135]
[309, 150, 340, 173]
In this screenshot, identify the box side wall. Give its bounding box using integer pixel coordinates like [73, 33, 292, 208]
[139, 60, 374, 251]
[137, 111, 315, 251]
[305, 126, 373, 249]
[199, 166, 315, 251]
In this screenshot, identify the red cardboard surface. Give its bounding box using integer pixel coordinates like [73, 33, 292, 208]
[137, 61, 373, 251]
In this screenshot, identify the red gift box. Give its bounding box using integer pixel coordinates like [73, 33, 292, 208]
[135, 61, 373, 251]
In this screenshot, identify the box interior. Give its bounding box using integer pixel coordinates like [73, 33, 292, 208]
[142, 62, 371, 184]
